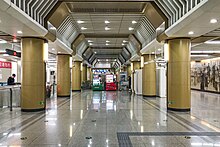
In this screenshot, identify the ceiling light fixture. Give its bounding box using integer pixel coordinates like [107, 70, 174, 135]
[122, 43, 125, 46]
[17, 31, 22, 34]
[0, 39, 7, 44]
[132, 21, 137, 24]
[129, 27, 134, 31]
[106, 43, 110, 46]
[94, 52, 97, 54]
[105, 20, 110, 24]
[191, 50, 220, 53]
[13, 38, 18, 42]
[191, 54, 209, 57]
[105, 27, 110, 31]
[152, 52, 155, 54]
[188, 31, 194, 35]
[106, 40, 110, 43]
[81, 27, 87, 30]
[123, 40, 127, 43]
[50, 27, 56, 30]
[3, 54, 9, 56]
[158, 48, 161, 51]
[88, 40, 93, 43]
[58, 52, 61, 53]
[210, 19, 218, 24]
[205, 40, 220, 44]
[77, 20, 85, 24]
[52, 48, 55, 51]
[89, 43, 93, 46]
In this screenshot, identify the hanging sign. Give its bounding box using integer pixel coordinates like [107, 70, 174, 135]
[0, 61, 12, 68]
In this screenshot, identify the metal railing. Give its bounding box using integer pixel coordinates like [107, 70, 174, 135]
[0, 85, 21, 111]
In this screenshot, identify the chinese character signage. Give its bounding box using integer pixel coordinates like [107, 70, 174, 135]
[0, 61, 12, 69]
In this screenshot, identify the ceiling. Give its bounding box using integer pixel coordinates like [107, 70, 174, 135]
[1, 0, 220, 67]
[66, 2, 146, 66]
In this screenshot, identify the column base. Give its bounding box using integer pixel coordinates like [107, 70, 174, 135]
[21, 108, 45, 112]
[57, 95, 70, 97]
[72, 90, 81, 92]
[167, 107, 190, 112]
[143, 95, 156, 98]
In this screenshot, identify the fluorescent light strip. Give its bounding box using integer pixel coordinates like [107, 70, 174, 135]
[205, 40, 220, 44]
[191, 51, 220, 53]
[191, 54, 209, 57]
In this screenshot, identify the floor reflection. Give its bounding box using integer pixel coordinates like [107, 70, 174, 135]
[0, 90, 220, 146]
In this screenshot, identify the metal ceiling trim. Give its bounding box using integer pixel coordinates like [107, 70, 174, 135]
[10, 0, 58, 26]
[124, 47, 132, 57]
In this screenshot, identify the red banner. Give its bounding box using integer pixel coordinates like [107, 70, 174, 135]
[0, 61, 12, 68]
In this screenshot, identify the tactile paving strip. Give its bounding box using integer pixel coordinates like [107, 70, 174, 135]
[117, 132, 220, 147]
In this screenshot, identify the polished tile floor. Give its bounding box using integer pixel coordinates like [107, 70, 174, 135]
[1, 90, 220, 147]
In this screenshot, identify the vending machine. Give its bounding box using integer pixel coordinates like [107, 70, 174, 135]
[105, 74, 117, 91]
[92, 74, 104, 91]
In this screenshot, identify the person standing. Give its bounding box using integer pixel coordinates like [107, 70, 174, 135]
[7, 74, 16, 85]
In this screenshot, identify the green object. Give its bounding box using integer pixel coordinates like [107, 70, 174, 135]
[39, 101, 44, 105]
[92, 84, 103, 91]
[168, 101, 174, 105]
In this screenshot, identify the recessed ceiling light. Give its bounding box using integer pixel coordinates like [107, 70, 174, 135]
[17, 31, 22, 34]
[77, 20, 85, 24]
[0, 39, 7, 44]
[106, 43, 110, 46]
[88, 40, 93, 43]
[132, 21, 137, 24]
[50, 27, 56, 30]
[81, 27, 87, 30]
[122, 43, 125, 46]
[13, 39, 18, 42]
[123, 40, 127, 43]
[89, 43, 93, 46]
[188, 31, 194, 35]
[210, 19, 218, 24]
[152, 52, 155, 54]
[129, 27, 134, 31]
[106, 40, 110, 43]
[105, 27, 110, 31]
[3, 54, 9, 56]
[94, 52, 97, 54]
[58, 52, 61, 53]
[105, 20, 110, 24]
[52, 48, 55, 51]
[158, 48, 161, 51]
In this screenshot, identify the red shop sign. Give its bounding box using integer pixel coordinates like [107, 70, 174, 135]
[0, 61, 12, 68]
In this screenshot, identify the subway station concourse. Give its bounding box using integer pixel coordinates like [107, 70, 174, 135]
[1, 0, 220, 147]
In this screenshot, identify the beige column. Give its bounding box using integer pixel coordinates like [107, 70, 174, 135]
[81, 64, 87, 84]
[142, 54, 156, 97]
[72, 61, 81, 91]
[87, 66, 91, 81]
[90, 68, 93, 81]
[57, 54, 71, 97]
[127, 65, 131, 77]
[21, 37, 46, 112]
[131, 61, 140, 92]
[167, 38, 191, 111]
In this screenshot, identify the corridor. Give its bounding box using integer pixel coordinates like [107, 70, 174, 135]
[0, 91, 220, 146]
